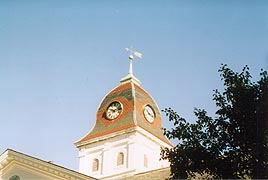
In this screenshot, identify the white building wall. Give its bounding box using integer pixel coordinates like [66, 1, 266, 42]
[133, 131, 169, 171]
[78, 129, 170, 179]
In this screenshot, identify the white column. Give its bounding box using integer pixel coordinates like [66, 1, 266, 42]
[127, 135, 136, 171]
[101, 142, 112, 176]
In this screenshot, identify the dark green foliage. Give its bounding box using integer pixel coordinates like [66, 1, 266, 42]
[161, 64, 268, 179]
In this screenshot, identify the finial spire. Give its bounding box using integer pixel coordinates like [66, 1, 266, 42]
[125, 47, 142, 76]
[129, 55, 133, 75]
[120, 47, 142, 86]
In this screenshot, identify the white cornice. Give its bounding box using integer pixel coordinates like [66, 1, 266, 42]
[0, 149, 96, 180]
[120, 74, 141, 86]
[75, 126, 172, 149]
[75, 127, 137, 148]
[135, 126, 173, 148]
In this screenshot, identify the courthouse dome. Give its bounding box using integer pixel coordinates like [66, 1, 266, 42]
[76, 78, 171, 147]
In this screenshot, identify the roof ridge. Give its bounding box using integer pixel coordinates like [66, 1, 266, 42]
[135, 167, 170, 175]
[131, 82, 138, 126]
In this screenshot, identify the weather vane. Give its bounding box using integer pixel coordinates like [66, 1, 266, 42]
[125, 47, 143, 60]
[125, 46, 142, 75]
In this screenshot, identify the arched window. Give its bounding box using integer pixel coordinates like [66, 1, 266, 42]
[144, 154, 148, 168]
[9, 175, 20, 180]
[117, 152, 124, 166]
[92, 158, 99, 172]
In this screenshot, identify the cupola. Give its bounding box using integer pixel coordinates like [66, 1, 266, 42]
[75, 49, 172, 179]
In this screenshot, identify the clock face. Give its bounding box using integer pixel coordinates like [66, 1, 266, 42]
[105, 101, 122, 120]
[143, 105, 155, 123]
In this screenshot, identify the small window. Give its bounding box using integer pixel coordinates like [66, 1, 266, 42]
[144, 154, 148, 168]
[117, 152, 124, 166]
[9, 176, 20, 180]
[92, 158, 99, 172]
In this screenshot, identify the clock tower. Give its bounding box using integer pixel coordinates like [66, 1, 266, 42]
[75, 52, 173, 179]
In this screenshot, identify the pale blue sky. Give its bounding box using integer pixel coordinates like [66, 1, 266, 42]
[0, 1, 267, 171]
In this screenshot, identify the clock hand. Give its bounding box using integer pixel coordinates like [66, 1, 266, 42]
[148, 110, 153, 117]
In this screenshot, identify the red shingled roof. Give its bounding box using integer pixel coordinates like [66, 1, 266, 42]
[76, 82, 172, 147]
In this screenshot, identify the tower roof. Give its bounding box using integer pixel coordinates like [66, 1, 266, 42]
[75, 49, 172, 148]
[75, 81, 172, 147]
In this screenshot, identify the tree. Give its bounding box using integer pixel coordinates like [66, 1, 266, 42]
[161, 64, 268, 179]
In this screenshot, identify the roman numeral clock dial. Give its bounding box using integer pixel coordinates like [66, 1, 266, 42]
[143, 105, 155, 123]
[105, 101, 122, 120]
